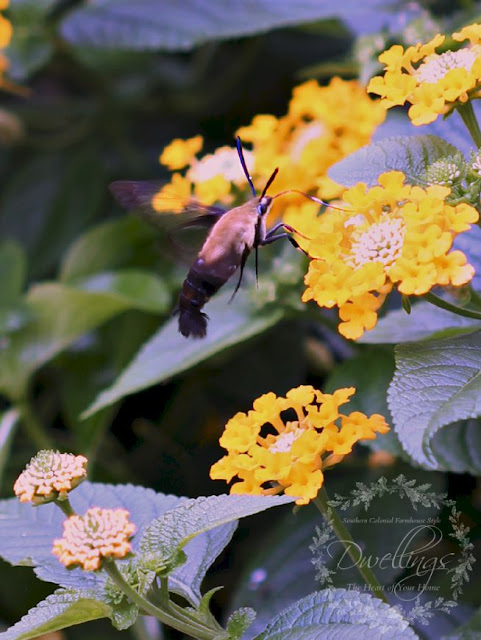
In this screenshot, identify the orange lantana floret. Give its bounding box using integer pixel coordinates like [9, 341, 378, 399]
[53, 507, 136, 571]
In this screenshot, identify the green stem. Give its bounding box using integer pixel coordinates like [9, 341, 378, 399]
[52, 500, 220, 638]
[103, 561, 218, 640]
[56, 498, 75, 517]
[469, 286, 481, 310]
[457, 102, 481, 148]
[314, 487, 389, 604]
[423, 291, 481, 320]
[17, 398, 53, 450]
[159, 576, 170, 606]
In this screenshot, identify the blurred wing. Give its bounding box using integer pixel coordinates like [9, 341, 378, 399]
[109, 180, 226, 232]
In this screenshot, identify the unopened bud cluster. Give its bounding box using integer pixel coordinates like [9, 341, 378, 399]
[13, 450, 87, 505]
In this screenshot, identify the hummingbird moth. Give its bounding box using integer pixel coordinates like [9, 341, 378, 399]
[110, 137, 312, 338]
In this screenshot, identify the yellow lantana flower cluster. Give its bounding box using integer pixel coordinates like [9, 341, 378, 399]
[300, 171, 478, 339]
[153, 78, 385, 216]
[210, 385, 389, 505]
[53, 507, 136, 571]
[238, 77, 385, 218]
[368, 24, 481, 125]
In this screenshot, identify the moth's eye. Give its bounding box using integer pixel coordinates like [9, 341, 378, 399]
[257, 196, 271, 216]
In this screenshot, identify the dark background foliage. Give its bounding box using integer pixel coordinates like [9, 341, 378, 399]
[1, 1, 480, 638]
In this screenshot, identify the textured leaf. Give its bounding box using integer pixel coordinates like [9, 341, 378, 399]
[60, 0, 396, 52]
[140, 494, 294, 561]
[325, 349, 404, 456]
[0, 482, 176, 588]
[0, 589, 111, 640]
[229, 469, 440, 639]
[388, 331, 481, 468]
[453, 225, 481, 294]
[83, 290, 284, 417]
[170, 515, 236, 606]
[424, 101, 481, 159]
[0, 482, 236, 606]
[429, 418, 481, 474]
[328, 135, 460, 187]
[360, 302, 481, 344]
[373, 103, 481, 159]
[255, 588, 418, 639]
[60, 216, 157, 282]
[0, 278, 167, 400]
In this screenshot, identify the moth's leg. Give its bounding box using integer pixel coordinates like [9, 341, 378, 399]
[229, 246, 251, 303]
[261, 226, 307, 255]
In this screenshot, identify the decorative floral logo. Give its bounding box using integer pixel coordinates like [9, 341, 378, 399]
[310, 475, 475, 625]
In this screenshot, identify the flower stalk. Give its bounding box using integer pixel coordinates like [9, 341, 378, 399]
[103, 560, 219, 640]
[457, 102, 481, 148]
[424, 291, 481, 320]
[314, 487, 389, 604]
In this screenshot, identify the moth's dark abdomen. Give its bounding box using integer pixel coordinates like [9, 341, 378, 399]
[176, 260, 225, 338]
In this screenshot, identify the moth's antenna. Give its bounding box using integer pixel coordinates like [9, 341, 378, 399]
[272, 189, 352, 213]
[236, 136, 256, 197]
[261, 167, 279, 198]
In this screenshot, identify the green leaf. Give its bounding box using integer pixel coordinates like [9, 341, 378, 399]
[0, 303, 31, 336]
[0, 409, 20, 490]
[0, 482, 178, 588]
[60, 0, 395, 52]
[139, 495, 294, 585]
[83, 290, 285, 417]
[6, 0, 56, 79]
[443, 607, 481, 639]
[0, 241, 26, 305]
[0, 149, 105, 278]
[328, 135, 460, 187]
[0, 589, 111, 640]
[0, 276, 168, 400]
[73, 270, 170, 314]
[60, 216, 157, 282]
[325, 349, 404, 456]
[429, 418, 481, 474]
[108, 597, 139, 631]
[59, 312, 159, 451]
[360, 302, 481, 344]
[226, 607, 257, 640]
[453, 226, 481, 294]
[6, 30, 52, 81]
[229, 468, 441, 638]
[0, 482, 236, 606]
[254, 588, 419, 639]
[388, 331, 481, 469]
[9, 0, 57, 21]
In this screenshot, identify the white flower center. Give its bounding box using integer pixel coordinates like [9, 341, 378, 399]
[416, 46, 481, 83]
[188, 147, 254, 183]
[471, 152, 481, 176]
[346, 216, 405, 269]
[269, 427, 305, 453]
[289, 121, 325, 161]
